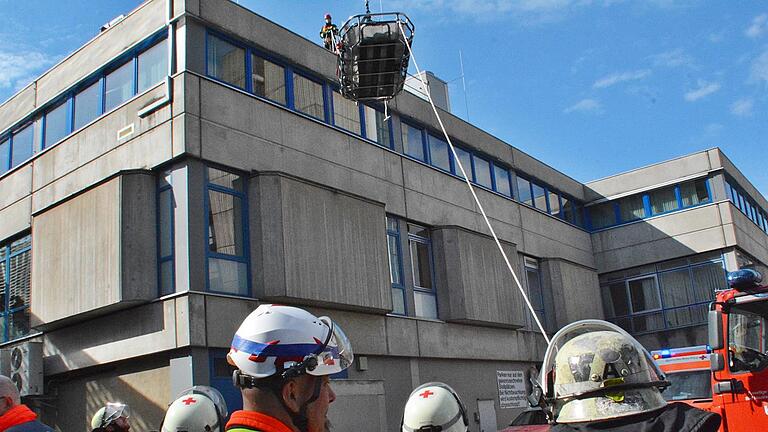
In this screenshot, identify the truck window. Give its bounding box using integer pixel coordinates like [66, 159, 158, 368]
[728, 302, 768, 373]
[663, 370, 712, 401]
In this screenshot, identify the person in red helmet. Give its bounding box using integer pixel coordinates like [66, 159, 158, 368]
[319, 14, 338, 50]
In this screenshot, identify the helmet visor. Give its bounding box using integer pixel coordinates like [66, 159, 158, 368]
[102, 403, 129, 426]
[308, 317, 354, 376]
[175, 385, 229, 420]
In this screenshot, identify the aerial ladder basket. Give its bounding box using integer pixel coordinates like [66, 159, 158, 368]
[337, 12, 414, 102]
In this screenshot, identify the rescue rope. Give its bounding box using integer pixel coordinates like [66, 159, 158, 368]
[397, 22, 551, 344]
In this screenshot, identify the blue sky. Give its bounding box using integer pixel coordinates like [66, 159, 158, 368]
[1, 0, 766, 196]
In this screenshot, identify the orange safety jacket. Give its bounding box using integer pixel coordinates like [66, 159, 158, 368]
[225, 410, 294, 432]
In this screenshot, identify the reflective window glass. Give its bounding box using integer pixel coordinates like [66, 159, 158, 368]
[517, 177, 532, 206]
[363, 106, 390, 147]
[293, 74, 324, 120]
[628, 277, 660, 312]
[207, 35, 246, 88]
[208, 167, 243, 192]
[680, 179, 709, 207]
[74, 81, 101, 130]
[428, 134, 450, 172]
[138, 39, 168, 93]
[44, 101, 69, 148]
[650, 186, 679, 215]
[251, 54, 286, 104]
[494, 165, 511, 197]
[208, 190, 244, 256]
[474, 156, 492, 189]
[402, 123, 425, 161]
[589, 202, 616, 229]
[532, 182, 547, 210]
[619, 194, 645, 222]
[105, 61, 134, 111]
[414, 291, 437, 319]
[548, 191, 560, 215]
[453, 147, 472, 179]
[410, 240, 432, 290]
[208, 258, 247, 295]
[0, 139, 9, 175]
[11, 124, 34, 168]
[332, 91, 360, 133]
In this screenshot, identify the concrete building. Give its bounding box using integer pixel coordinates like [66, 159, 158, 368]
[0, 0, 765, 430]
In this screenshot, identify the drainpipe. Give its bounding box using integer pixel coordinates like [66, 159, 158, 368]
[138, 0, 180, 117]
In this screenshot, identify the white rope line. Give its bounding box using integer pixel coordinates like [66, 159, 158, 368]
[398, 22, 551, 344]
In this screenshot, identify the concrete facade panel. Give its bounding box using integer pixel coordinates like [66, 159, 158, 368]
[720, 150, 768, 209]
[204, 295, 259, 348]
[0, 197, 31, 240]
[328, 380, 387, 432]
[544, 259, 602, 328]
[730, 207, 768, 265]
[36, 0, 167, 104]
[0, 84, 35, 136]
[384, 316, 420, 356]
[307, 307, 389, 356]
[120, 172, 158, 302]
[0, 165, 32, 210]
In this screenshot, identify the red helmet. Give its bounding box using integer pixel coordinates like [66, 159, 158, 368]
[325, 13, 332, 20]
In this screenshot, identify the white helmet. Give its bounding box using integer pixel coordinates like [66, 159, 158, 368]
[401, 382, 469, 432]
[161, 386, 228, 432]
[228, 304, 354, 386]
[91, 403, 129, 430]
[536, 320, 668, 423]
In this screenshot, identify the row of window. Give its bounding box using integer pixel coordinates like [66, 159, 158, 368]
[725, 178, 768, 234]
[587, 177, 712, 230]
[204, 31, 586, 229]
[0, 35, 168, 177]
[0, 235, 31, 343]
[601, 253, 727, 334]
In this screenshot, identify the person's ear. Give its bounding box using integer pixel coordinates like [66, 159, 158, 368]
[281, 379, 301, 412]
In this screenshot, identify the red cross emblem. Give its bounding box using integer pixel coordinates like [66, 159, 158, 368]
[699, 355, 706, 360]
[182, 397, 197, 405]
[419, 390, 434, 399]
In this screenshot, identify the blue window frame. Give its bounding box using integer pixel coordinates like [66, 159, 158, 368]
[251, 52, 286, 105]
[74, 80, 102, 130]
[517, 176, 532, 206]
[453, 146, 473, 180]
[547, 190, 560, 216]
[331, 90, 361, 133]
[206, 33, 246, 89]
[362, 105, 392, 148]
[493, 164, 512, 197]
[205, 166, 250, 296]
[104, 60, 135, 112]
[386, 216, 406, 315]
[427, 133, 451, 172]
[43, 100, 70, 149]
[402, 122, 426, 161]
[292, 73, 326, 121]
[524, 256, 552, 332]
[210, 349, 243, 413]
[473, 154, 492, 189]
[725, 177, 768, 233]
[408, 223, 438, 319]
[0, 138, 8, 175]
[158, 171, 175, 296]
[0, 235, 32, 342]
[531, 181, 547, 211]
[138, 38, 168, 93]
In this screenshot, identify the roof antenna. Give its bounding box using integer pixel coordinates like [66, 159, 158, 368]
[365, 0, 371, 14]
[460, 50, 470, 121]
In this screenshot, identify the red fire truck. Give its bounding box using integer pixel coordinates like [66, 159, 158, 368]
[651, 346, 713, 410]
[706, 269, 768, 431]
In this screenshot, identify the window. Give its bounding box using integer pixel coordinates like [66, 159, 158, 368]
[517, 177, 532, 206]
[251, 53, 286, 104]
[473, 155, 492, 189]
[402, 122, 425, 161]
[493, 165, 511, 197]
[453, 147, 472, 180]
[0, 139, 8, 175]
[158, 171, 175, 296]
[105, 61, 134, 111]
[206, 167, 248, 295]
[386, 217, 406, 315]
[663, 371, 712, 401]
[728, 302, 768, 373]
[138, 39, 168, 93]
[589, 202, 616, 229]
[207, 35, 246, 88]
[428, 134, 451, 172]
[10, 124, 34, 168]
[293, 74, 324, 120]
[0, 235, 32, 342]
[650, 185, 678, 215]
[618, 194, 645, 222]
[44, 101, 69, 148]
[602, 254, 725, 333]
[524, 257, 551, 332]
[679, 179, 709, 207]
[725, 178, 768, 232]
[332, 91, 360, 133]
[409, 224, 437, 319]
[548, 191, 560, 215]
[363, 106, 390, 147]
[531, 182, 547, 211]
[74, 81, 101, 130]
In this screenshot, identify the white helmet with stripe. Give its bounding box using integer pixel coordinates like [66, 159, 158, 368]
[401, 382, 469, 432]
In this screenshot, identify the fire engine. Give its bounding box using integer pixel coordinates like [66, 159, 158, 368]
[651, 345, 713, 410]
[707, 269, 768, 431]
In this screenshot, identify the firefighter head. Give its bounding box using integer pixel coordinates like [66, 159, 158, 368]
[324, 13, 332, 24]
[401, 382, 468, 432]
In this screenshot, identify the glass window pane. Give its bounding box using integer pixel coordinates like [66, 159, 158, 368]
[548, 192, 560, 215]
[11, 124, 34, 168]
[604, 282, 630, 317]
[74, 81, 101, 130]
[159, 189, 173, 258]
[391, 288, 405, 315]
[453, 147, 472, 179]
[293, 74, 324, 120]
[414, 291, 437, 319]
[663, 370, 713, 402]
[517, 177, 532, 206]
[105, 61, 134, 111]
[532, 182, 547, 210]
[408, 223, 429, 238]
[650, 186, 679, 214]
[363, 106, 390, 147]
[386, 216, 398, 232]
[9, 309, 30, 341]
[8, 247, 31, 340]
[619, 194, 645, 222]
[387, 234, 402, 285]
[252, 54, 286, 104]
[208, 167, 243, 192]
[402, 123, 424, 161]
[410, 241, 433, 290]
[207, 35, 245, 88]
[628, 277, 660, 312]
[526, 267, 544, 310]
[691, 262, 725, 301]
[561, 197, 573, 221]
[632, 312, 664, 333]
[725, 182, 734, 202]
[474, 156, 492, 188]
[208, 258, 247, 295]
[138, 39, 168, 93]
[332, 92, 360, 133]
[160, 260, 174, 296]
[589, 203, 615, 229]
[428, 134, 450, 172]
[208, 191, 244, 256]
[680, 179, 709, 207]
[0, 139, 9, 175]
[493, 165, 511, 197]
[44, 101, 69, 148]
[659, 268, 693, 309]
[664, 303, 707, 328]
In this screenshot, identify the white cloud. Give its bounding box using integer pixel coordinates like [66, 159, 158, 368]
[0, 51, 53, 89]
[749, 49, 768, 84]
[563, 98, 603, 114]
[649, 48, 694, 68]
[684, 80, 720, 101]
[730, 98, 754, 116]
[592, 69, 651, 89]
[746, 13, 768, 38]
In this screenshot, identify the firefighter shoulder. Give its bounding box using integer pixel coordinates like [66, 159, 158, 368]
[225, 304, 353, 432]
[401, 382, 469, 432]
[160, 386, 228, 432]
[534, 320, 720, 432]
